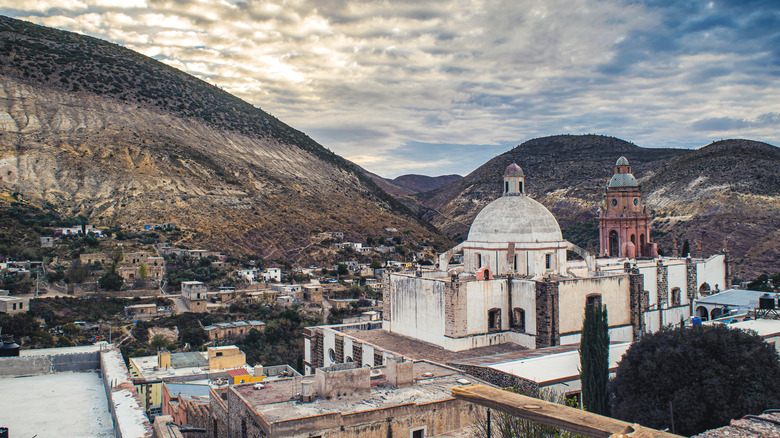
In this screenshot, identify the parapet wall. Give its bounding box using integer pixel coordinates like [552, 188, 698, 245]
[0, 351, 100, 376]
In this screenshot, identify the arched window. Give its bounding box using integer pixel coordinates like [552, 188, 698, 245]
[545, 253, 552, 270]
[671, 287, 681, 306]
[513, 255, 518, 271]
[512, 308, 526, 332]
[488, 308, 502, 331]
[505, 181, 509, 193]
[519, 181, 523, 193]
[328, 348, 336, 363]
[586, 294, 602, 310]
[477, 253, 482, 268]
[696, 306, 709, 321]
[609, 230, 619, 256]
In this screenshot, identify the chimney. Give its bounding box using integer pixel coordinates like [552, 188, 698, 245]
[385, 356, 413, 388]
[158, 349, 171, 369]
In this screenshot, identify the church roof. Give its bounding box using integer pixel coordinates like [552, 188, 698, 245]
[504, 162, 524, 176]
[607, 173, 639, 188]
[467, 195, 562, 243]
[615, 156, 630, 166]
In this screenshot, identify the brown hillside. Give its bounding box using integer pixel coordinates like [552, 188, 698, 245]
[0, 16, 449, 262]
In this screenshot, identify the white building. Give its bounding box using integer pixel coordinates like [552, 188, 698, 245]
[306, 162, 729, 370]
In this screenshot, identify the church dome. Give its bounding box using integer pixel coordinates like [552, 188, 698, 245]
[504, 162, 524, 176]
[615, 156, 630, 166]
[467, 195, 562, 243]
[608, 173, 638, 188]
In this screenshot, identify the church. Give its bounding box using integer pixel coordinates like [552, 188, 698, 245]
[304, 158, 728, 372]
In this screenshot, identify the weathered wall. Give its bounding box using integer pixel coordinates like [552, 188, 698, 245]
[557, 275, 631, 335]
[261, 398, 482, 438]
[510, 279, 537, 336]
[315, 363, 370, 398]
[0, 351, 100, 376]
[387, 275, 447, 346]
[464, 279, 508, 334]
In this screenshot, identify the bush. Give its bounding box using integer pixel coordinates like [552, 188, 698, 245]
[610, 324, 780, 436]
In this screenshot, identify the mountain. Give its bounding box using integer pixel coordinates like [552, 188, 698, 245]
[359, 169, 462, 197]
[393, 174, 462, 194]
[415, 135, 779, 280]
[0, 16, 450, 262]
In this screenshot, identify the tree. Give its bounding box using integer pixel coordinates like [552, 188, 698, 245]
[610, 324, 780, 436]
[337, 263, 349, 276]
[180, 326, 207, 348]
[99, 268, 124, 291]
[138, 263, 148, 279]
[579, 303, 609, 415]
[680, 239, 690, 257]
[65, 260, 89, 284]
[370, 258, 382, 269]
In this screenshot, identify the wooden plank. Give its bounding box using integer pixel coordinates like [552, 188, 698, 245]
[452, 384, 683, 438]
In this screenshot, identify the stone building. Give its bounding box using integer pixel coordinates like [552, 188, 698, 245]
[208, 359, 487, 438]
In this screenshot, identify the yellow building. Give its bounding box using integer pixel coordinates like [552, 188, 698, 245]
[128, 346, 247, 416]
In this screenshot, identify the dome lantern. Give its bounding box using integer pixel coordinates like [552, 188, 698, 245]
[503, 162, 525, 195]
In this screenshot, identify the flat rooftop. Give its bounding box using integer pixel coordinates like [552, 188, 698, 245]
[0, 371, 114, 438]
[340, 327, 526, 363]
[236, 362, 476, 423]
[489, 343, 631, 385]
[130, 352, 209, 379]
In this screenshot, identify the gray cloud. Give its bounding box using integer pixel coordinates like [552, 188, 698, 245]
[3, 0, 779, 177]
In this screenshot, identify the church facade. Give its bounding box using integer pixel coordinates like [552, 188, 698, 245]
[598, 157, 658, 258]
[305, 161, 728, 372]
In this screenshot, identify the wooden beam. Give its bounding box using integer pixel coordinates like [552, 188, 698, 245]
[452, 384, 683, 438]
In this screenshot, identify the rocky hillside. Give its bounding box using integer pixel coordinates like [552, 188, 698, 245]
[0, 16, 449, 262]
[415, 135, 779, 280]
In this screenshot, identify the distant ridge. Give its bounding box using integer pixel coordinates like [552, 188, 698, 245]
[413, 135, 779, 279]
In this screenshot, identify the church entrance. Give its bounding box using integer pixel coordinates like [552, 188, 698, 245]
[609, 230, 619, 256]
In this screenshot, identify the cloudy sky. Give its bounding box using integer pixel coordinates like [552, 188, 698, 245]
[2, 0, 779, 177]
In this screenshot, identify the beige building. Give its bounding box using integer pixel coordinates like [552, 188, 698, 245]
[0, 295, 29, 315]
[209, 359, 488, 438]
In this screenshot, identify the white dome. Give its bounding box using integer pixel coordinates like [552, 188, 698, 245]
[467, 195, 563, 243]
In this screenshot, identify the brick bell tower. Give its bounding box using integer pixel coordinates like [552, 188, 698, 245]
[598, 156, 658, 258]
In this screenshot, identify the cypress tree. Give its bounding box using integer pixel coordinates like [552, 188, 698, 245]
[579, 303, 610, 415]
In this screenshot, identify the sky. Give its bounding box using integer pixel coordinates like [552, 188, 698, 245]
[2, 0, 779, 178]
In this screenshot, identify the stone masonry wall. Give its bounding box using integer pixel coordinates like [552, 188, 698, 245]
[656, 260, 668, 308]
[686, 257, 697, 302]
[535, 280, 559, 348]
[444, 277, 468, 338]
[628, 270, 647, 341]
[450, 363, 538, 393]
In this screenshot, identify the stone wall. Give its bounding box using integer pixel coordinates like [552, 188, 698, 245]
[444, 276, 467, 338]
[686, 257, 697, 302]
[656, 260, 668, 308]
[535, 280, 559, 348]
[628, 270, 647, 341]
[450, 363, 538, 393]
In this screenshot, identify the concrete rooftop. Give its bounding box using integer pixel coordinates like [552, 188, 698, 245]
[340, 327, 526, 363]
[237, 363, 475, 423]
[0, 371, 114, 438]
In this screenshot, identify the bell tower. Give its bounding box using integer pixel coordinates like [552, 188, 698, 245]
[598, 157, 657, 258]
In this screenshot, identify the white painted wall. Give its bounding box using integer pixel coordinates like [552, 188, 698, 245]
[666, 262, 689, 305]
[387, 276, 447, 346]
[465, 279, 508, 334]
[510, 279, 537, 336]
[558, 275, 631, 335]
